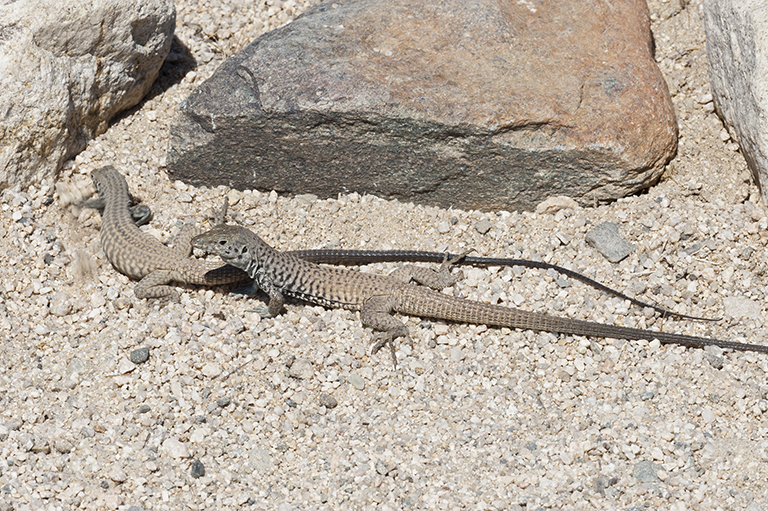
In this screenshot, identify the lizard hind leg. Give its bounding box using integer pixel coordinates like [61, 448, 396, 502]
[387, 250, 474, 290]
[361, 295, 412, 367]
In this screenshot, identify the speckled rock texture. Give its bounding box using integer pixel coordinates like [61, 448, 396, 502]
[168, 0, 677, 212]
[702, 0, 768, 206]
[0, 0, 175, 187]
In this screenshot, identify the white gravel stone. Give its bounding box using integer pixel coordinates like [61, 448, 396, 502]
[201, 362, 222, 378]
[162, 438, 191, 459]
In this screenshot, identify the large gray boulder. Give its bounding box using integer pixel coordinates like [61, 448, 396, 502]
[703, 0, 768, 206]
[169, 0, 677, 212]
[0, 0, 176, 187]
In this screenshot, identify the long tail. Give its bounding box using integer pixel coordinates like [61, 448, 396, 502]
[393, 286, 768, 353]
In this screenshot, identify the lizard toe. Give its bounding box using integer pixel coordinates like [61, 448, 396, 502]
[247, 305, 274, 318]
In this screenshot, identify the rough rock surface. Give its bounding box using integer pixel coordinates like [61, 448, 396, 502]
[168, 0, 677, 212]
[702, 0, 768, 206]
[0, 0, 175, 188]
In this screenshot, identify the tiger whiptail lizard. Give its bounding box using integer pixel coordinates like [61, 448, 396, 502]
[89, 166, 705, 320]
[192, 224, 768, 365]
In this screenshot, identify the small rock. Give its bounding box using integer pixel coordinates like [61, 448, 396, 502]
[53, 438, 74, 454]
[101, 494, 120, 509]
[226, 315, 245, 334]
[633, 460, 664, 483]
[319, 393, 337, 409]
[535, 195, 579, 215]
[375, 460, 390, 475]
[348, 374, 366, 390]
[129, 347, 150, 364]
[17, 433, 34, 451]
[288, 359, 314, 379]
[216, 396, 231, 408]
[30, 436, 50, 454]
[49, 291, 72, 316]
[227, 189, 243, 206]
[177, 191, 193, 203]
[117, 357, 136, 375]
[190, 459, 205, 478]
[109, 467, 127, 483]
[585, 222, 635, 263]
[474, 219, 493, 234]
[162, 438, 191, 459]
[201, 362, 222, 378]
[294, 193, 318, 207]
[437, 221, 451, 234]
[706, 354, 724, 370]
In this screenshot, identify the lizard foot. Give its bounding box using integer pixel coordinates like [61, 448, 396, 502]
[436, 249, 475, 286]
[371, 332, 413, 368]
[247, 305, 274, 318]
[144, 293, 179, 306]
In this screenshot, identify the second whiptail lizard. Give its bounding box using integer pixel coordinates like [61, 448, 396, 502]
[90, 165, 703, 319]
[192, 224, 768, 364]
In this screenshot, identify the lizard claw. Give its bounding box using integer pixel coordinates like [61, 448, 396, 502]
[371, 333, 413, 369]
[442, 248, 475, 267]
[247, 305, 274, 318]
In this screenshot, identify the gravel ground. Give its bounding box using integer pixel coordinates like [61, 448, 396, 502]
[3, 1, 768, 509]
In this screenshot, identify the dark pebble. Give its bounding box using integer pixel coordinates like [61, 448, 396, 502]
[191, 459, 205, 478]
[216, 396, 231, 408]
[318, 393, 337, 409]
[130, 347, 150, 364]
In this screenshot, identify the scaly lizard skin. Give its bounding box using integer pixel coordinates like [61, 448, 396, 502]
[192, 224, 768, 364]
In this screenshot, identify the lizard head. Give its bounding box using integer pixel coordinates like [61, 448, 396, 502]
[192, 224, 255, 271]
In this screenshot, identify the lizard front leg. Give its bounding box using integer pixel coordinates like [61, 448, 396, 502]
[361, 294, 411, 367]
[247, 270, 285, 318]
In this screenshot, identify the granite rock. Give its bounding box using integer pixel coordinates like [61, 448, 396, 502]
[0, 0, 175, 187]
[169, 0, 677, 211]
